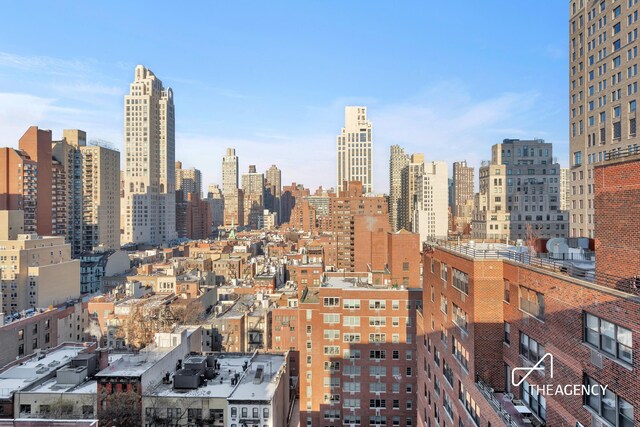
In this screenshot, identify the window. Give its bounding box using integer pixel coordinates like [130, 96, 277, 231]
[584, 312, 632, 364]
[504, 322, 511, 345]
[369, 300, 386, 310]
[443, 361, 453, 385]
[452, 336, 469, 370]
[585, 375, 633, 426]
[343, 299, 360, 309]
[324, 330, 339, 340]
[452, 303, 468, 332]
[458, 382, 480, 425]
[519, 286, 544, 320]
[323, 313, 340, 324]
[440, 295, 448, 314]
[521, 380, 546, 421]
[452, 269, 469, 294]
[504, 281, 510, 302]
[574, 151, 583, 166]
[369, 333, 386, 343]
[343, 333, 360, 343]
[323, 297, 340, 307]
[343, 316, 360, 327]
[520, 333, 545, 367]
[323, 346, 340, 355]
[369, 350, 386, 360]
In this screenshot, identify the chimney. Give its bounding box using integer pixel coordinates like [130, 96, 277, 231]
[97, 348, 109, 371]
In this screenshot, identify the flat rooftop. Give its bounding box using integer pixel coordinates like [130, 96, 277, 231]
[96, 346, 173, 378]
[148, 353, 286, 401]
[0, 344, 87, 398]
[22, 377, 97, 395]
[427, 240, 595, 281]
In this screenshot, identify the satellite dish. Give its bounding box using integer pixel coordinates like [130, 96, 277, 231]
[546, 238, 568, 258]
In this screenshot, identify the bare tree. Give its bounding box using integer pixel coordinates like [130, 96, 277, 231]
[524, 223, 541, 255]
[99, 391, 141, 427]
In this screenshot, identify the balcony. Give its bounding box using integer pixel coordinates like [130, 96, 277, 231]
[476, 376, 545, 427]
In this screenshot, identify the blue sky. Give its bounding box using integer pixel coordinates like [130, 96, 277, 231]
[0, 1, 568, 192]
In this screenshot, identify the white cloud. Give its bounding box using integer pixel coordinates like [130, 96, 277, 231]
[0, 52, 91, 77]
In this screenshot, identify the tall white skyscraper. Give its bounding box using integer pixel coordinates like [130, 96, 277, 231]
[336, 106, 373, 194]
[122, 65, 177, 245]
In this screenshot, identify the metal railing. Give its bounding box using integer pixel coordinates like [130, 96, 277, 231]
[604, 144, 640, 161]
[475, 376, 520, 427]
[424, 239, 640, 297]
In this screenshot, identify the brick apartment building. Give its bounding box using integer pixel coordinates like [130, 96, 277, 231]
[418, 150, 640, 427]
[299, 276, 421, 427]
[330, 181, 388, 271]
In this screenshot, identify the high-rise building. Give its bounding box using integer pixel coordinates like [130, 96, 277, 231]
[0, 210, 80, 314]
[223, 188, 244, 227]
[281, 183, 310, 224]
[265, 164, 281, 224]
[0, 147, 37, 235]
[473, 139, 568, 240]
[175, 161, 202, 200]
[241, 165, 265, 229]
[418, 153, 640, 427]
[299, 273, 420, 426]
[175, 192, 211, 240]
[569, 1, 640, 238]
[336, 106, 373, 194]
[52, 130, 120, 255]
[402, 154, 425, 232]
[80, 143, 121, 252]
[412, 160, 449, 242]
[222, 148, 239, 195]
[20, 127, 53, 237]
[452, 161, 474, 217]
[122, 65, 177, 245]
[52, 130, 84, 254]
[329, 181, 388, 271]
[389, 145, 410, 231]
[206, 184, 224, 229]
[560, 167, 570, 212]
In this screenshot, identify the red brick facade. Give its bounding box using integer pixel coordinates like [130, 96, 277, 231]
[419, 246, 640, 427]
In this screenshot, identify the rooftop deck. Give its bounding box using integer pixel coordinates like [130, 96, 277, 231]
[425, 239, 640, 297]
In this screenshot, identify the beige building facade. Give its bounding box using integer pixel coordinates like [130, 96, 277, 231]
[122, 65, 177, 245]
[336, 106, 373, 194]
[569, 0, 640, 237]
[0, 211, 80, 314]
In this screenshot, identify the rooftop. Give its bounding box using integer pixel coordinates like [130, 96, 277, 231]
[0, 344, 88, 399]
[147, 352, 286, 401]
[426, 239, 640, 297]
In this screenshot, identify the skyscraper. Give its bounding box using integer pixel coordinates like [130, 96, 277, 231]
[241, 165, 265, 229]
[336, 106, 373, 194]
[80, 143, 121, 252]
[122, 65, 177, 245]
[402, 153, 425, 232]
[569, 1, 640, 238]
[473, 139, 568, 240]
[389, 145, 410, 231]
[413, 160, 449, 242]
[264, 164, 281, 223]
[222, 148, 239, 195]
[452, 160, 475, 233]
[175, 161, 202, 200]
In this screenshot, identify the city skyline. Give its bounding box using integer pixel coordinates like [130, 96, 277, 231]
[0, 1, 568, 192]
